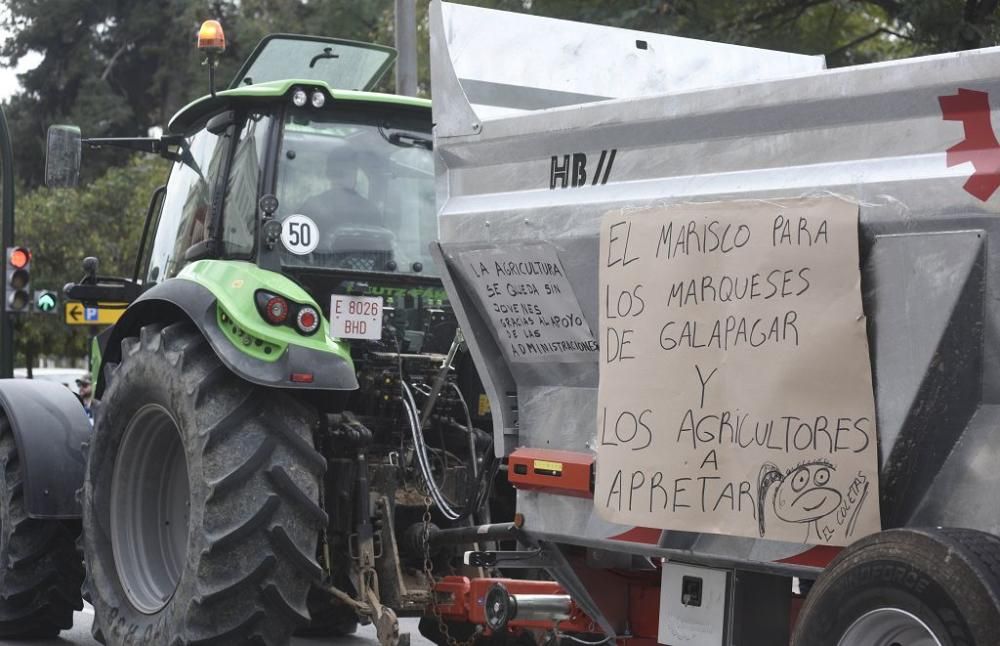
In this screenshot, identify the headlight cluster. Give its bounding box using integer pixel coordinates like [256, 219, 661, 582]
[291, 86, 326, 109]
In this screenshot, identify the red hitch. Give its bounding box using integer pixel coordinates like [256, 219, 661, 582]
[434, 576, 596, 634]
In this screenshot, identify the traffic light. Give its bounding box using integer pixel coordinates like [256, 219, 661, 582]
[5, 247, 30, 314]
[34, 290, 57, 314]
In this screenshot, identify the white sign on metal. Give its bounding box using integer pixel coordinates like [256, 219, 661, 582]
[596, 197, 880, 546]
[659, 563, 727, 646]
[281, 214, 320, 255]
[457, 244, 597, 363]
[330, 295, 383, 340]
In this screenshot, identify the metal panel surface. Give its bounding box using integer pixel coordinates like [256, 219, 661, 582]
[432, 3, 1000, 571]
[433, 2, 824, 127]
[659, 563, 728, 645]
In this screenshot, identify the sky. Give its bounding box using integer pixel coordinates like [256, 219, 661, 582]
[0, 6, 41, 102]
[0, 51, 41, 101]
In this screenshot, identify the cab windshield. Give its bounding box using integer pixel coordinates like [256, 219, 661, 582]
[231, 37, 395, 92]
[275, 107, 436, 276]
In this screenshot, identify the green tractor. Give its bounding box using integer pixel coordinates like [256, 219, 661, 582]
[1, 26, 500, 645]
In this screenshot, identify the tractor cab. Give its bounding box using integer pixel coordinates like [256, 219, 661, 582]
[146, 34, 437, 290]
[48, 31, 446, 369]
[143, 76, 436, 288]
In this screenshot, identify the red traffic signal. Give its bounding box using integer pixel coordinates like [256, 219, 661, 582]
[8, 247, 30, 270]
[5, 247, 31, 313]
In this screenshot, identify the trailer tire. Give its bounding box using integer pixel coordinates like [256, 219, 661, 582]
[83, 322, 327, 645]
[0, 414, 83, 637]
[792, 527, 1000, 646]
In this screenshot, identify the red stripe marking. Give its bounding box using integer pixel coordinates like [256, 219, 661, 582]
[609, 526, 661, 544]
[776, 545, 841, 568]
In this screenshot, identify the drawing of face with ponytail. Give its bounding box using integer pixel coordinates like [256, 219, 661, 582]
[758, 460, 843, 542]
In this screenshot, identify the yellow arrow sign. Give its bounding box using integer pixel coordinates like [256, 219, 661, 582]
[64, 302, 126, 326]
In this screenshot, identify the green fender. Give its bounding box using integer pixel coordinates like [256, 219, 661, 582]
[96, 260, 357, 396]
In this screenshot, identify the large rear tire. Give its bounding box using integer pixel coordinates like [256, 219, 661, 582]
[0, 413, 84, 638]
[83, 322, 327, 645]
[793, 527, 1000, 646]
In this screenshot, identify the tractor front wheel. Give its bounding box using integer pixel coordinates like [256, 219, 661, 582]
[83, 322, 327, 645]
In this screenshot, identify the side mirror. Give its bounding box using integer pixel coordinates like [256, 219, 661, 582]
[45, 125, 82, 188]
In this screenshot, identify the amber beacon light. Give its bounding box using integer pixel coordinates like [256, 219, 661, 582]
[197, 20, 226, 98]
[197, 20, 226, 52]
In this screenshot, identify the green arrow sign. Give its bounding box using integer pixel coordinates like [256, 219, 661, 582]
[34, 291, 57, 313]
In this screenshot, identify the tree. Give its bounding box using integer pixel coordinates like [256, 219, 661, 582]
[1, 0, 399, 187]
[12, 154, 167, 368]
[2, 0, 186, 187]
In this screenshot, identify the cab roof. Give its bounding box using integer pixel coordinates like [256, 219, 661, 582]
[167, 79, 431, 135]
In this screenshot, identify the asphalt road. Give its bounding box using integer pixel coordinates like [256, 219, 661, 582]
[0, 604, 434, 646]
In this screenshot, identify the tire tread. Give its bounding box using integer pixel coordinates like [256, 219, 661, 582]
[0, 418, 83, 638]
[86, 323, 324, 646]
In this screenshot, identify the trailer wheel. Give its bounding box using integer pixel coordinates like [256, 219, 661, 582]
[83, 322, 327, 645]
[0, 414, 83, 637]
[793, 528, 1000, 646]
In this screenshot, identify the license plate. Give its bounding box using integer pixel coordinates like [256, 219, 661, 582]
[329, 295, 383, 340]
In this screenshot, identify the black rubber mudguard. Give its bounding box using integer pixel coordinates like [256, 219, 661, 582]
[96, 278, 358, 398]
[0, 379, 90, 519]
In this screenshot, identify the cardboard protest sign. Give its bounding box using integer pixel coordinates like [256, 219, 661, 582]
[458, 245, 597, 363]
[595, 197, 880, 545]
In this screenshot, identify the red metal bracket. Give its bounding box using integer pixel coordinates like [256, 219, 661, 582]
[507, 448, 594, 499]
[434, 576, 595, 633]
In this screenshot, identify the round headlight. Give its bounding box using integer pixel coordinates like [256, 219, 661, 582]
[310, 91, 326, 108]
[291, 88, 308, 107]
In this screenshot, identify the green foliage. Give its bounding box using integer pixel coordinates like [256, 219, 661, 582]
[1, 0, 399, 187]
[13, 155, 168, 367]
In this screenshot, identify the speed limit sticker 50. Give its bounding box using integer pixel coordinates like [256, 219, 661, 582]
[281, 214, 320, 255]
